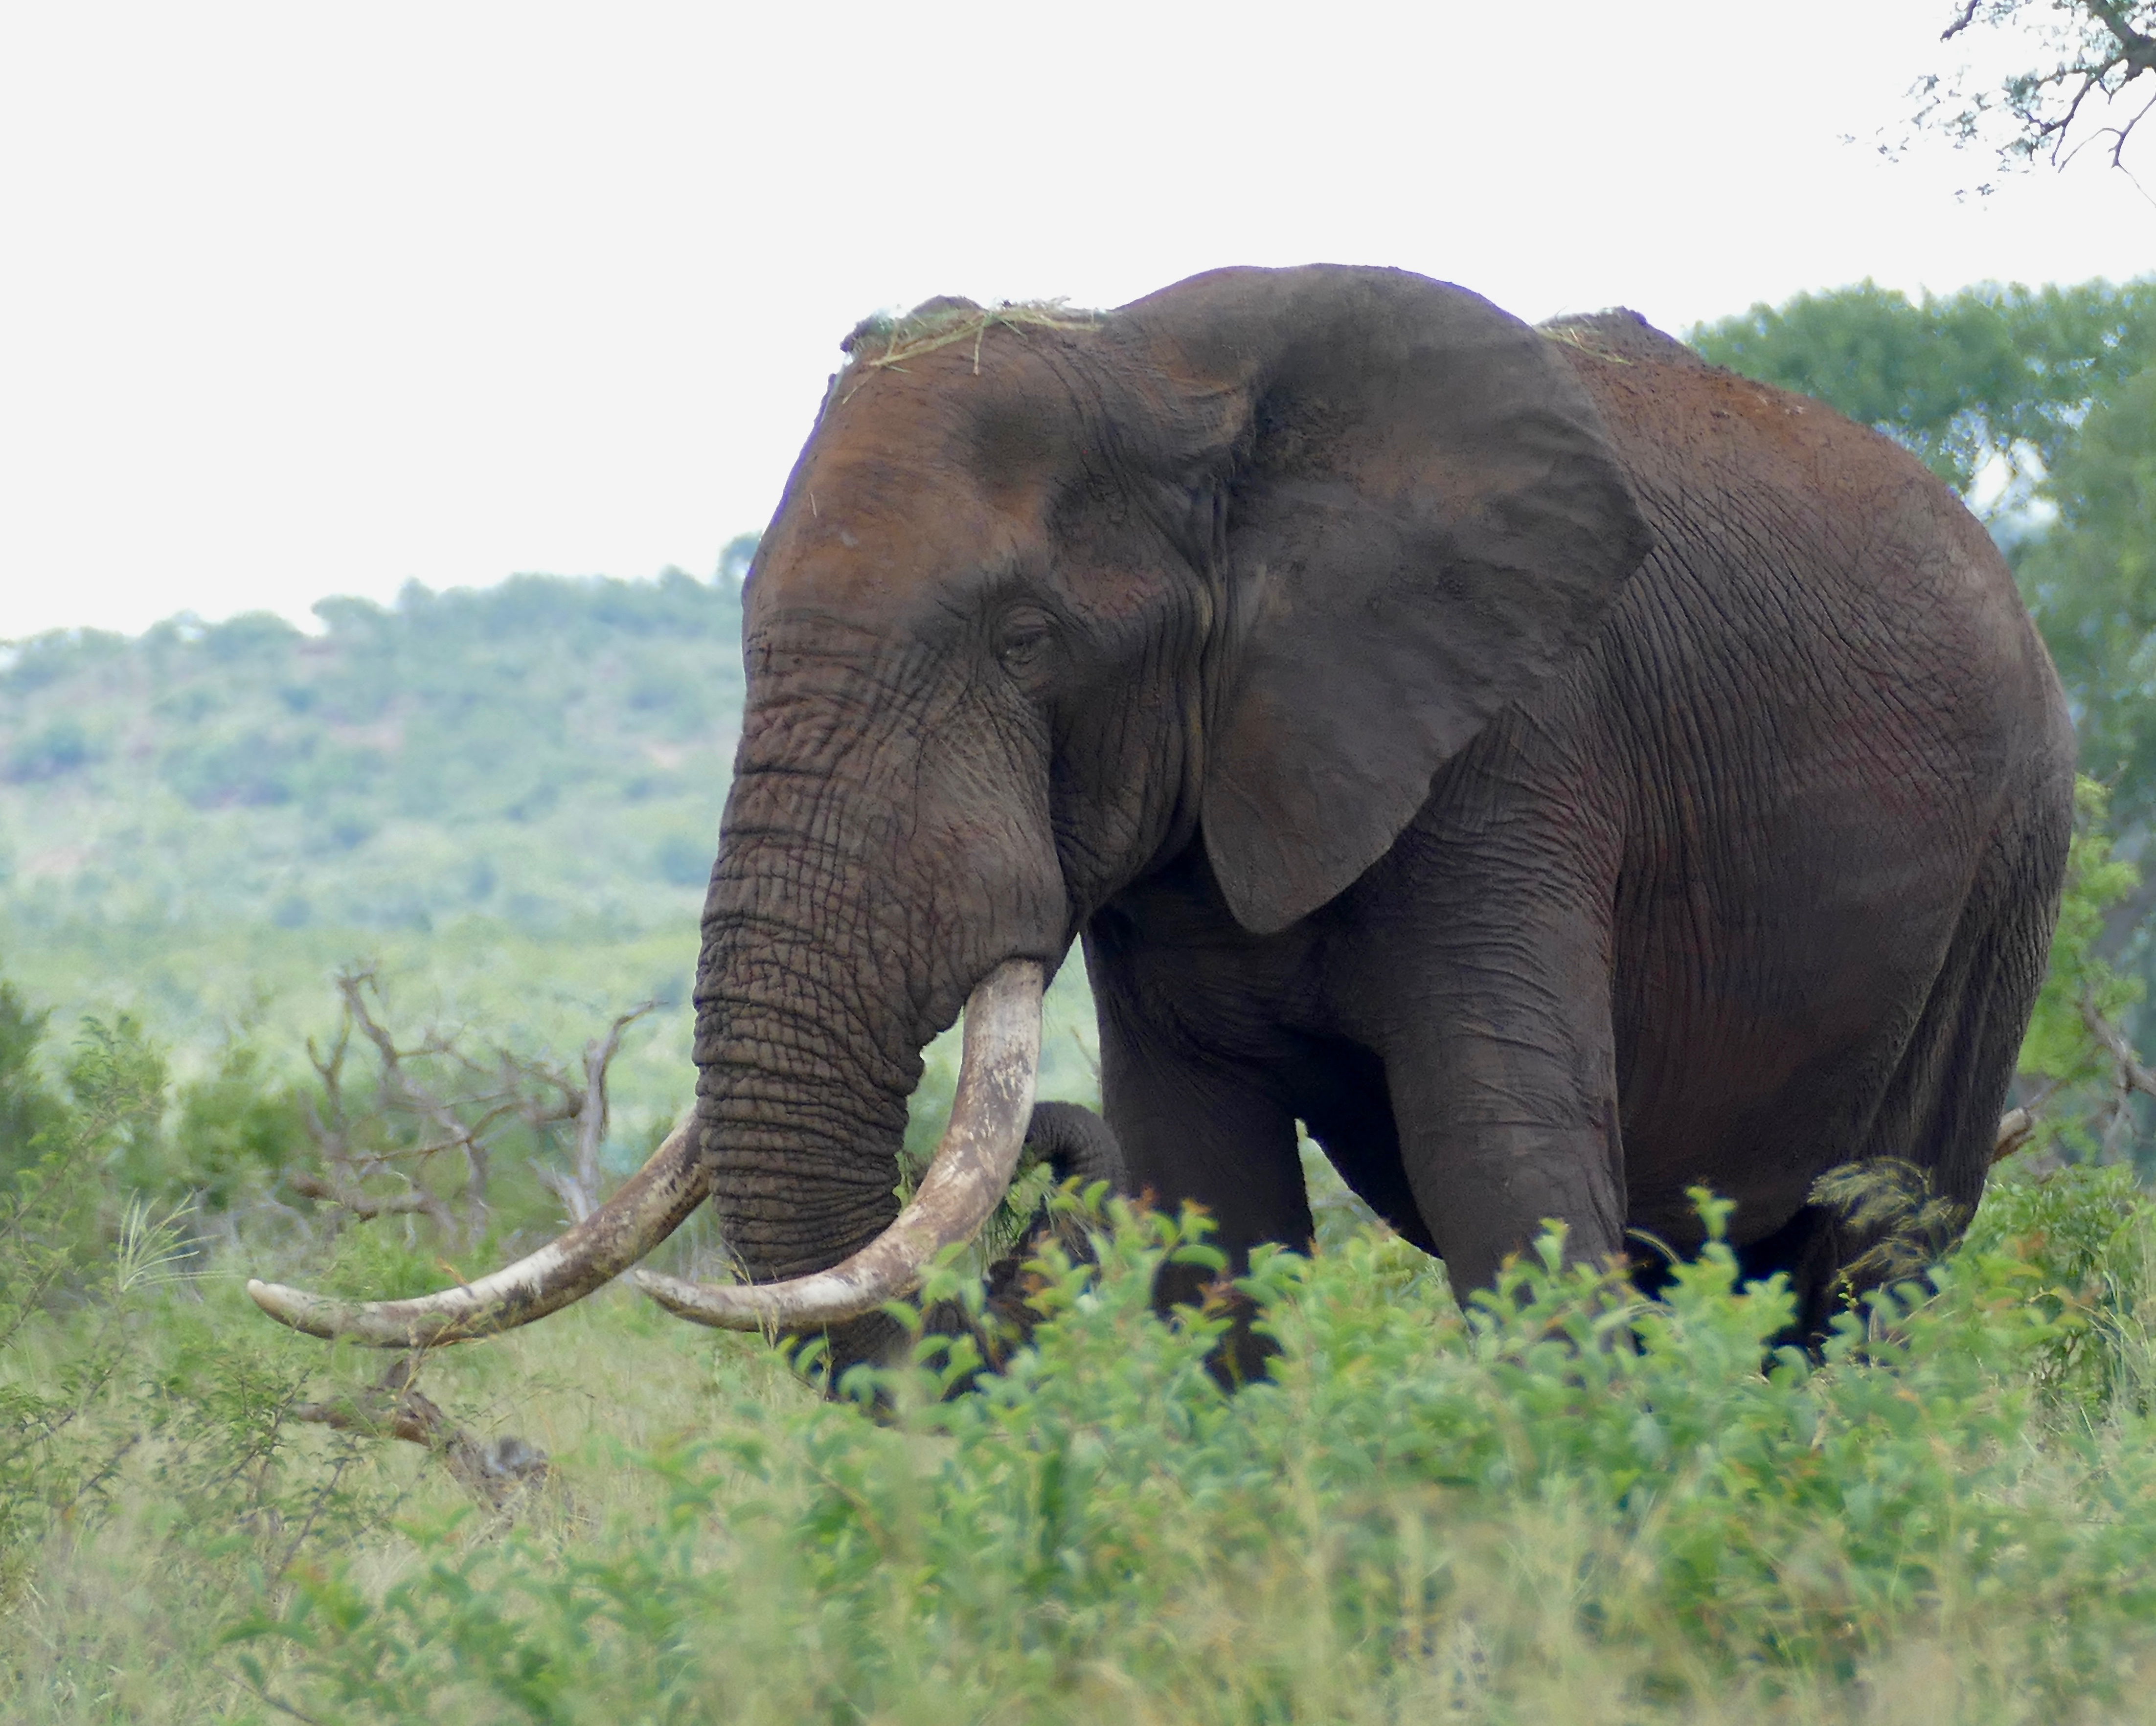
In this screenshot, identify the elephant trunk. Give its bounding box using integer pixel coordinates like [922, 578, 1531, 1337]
[635, 957, 1041, 1328]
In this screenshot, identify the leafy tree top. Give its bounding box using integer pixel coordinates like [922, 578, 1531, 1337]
[1689, 277, 2156, 505]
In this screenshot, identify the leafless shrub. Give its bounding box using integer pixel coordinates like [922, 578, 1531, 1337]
[286, 967, 661, 1245]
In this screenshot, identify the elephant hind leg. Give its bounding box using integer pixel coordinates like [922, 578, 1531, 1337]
[1744, 804, 2068, 1339]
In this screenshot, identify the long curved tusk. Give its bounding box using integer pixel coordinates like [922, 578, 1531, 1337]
[247, 1117, 709, 1347]
[635, 958, 1043, 1331]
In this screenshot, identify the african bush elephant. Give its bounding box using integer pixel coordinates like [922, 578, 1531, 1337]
[253, 265, 2074, 1381]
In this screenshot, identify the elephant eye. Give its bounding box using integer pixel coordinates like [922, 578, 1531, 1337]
[996, 607, 1055, 675]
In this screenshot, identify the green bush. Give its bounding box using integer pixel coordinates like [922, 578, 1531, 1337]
[4, 718, 104, 784]
[1965, 1161, 2156, 1411]
[169, 1040, 312, 1213]
[0, 960, 65, 1179]
[203, 1190, 2156, 1725]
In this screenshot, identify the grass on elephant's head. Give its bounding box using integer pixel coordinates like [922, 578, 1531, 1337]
[842, 297, 1102, 374]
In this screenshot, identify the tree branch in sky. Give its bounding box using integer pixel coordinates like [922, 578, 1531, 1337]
[1912, 0, 2156, 184]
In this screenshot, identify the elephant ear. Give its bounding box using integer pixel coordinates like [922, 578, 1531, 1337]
[1120, 266, 1654, 935]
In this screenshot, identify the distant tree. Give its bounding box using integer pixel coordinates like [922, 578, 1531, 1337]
[717, 533, 760, 591]
[2016, 368, 2156, 802]
[1909, 1, 2156, 181]
[0, 965, 63, 1178]
[1690, 278, 2156, 508]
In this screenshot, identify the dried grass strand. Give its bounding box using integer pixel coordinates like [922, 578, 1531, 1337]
[847, 299, 1102, 376]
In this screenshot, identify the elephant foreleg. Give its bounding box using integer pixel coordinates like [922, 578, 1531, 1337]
[1092, 994, 1312, 1382]
[1379, 888, 1627, 1298]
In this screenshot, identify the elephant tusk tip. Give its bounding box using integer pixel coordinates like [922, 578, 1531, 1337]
[630, 1267, 695, 1312]
[249, 1278, 381, 1343]
[632, 1267, 774, 1333]
[247, 1277, 329, 1336]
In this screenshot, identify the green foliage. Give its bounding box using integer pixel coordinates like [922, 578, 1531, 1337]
[4, 717, 104, 784]
[0, 568, 764, 1114]
[0, 569, 746, 1020]
[0, 957, 64, 1179]
[1966, 1162, 2156, 1408]
[169, 1039, 313, 1212]
[199, 1191, 2156, 1724]
[1688, 275, 2156, 501]
[2016, 368, 2156, 795]
[67, 1014, 172, 1201]
[2020, 775, 2142, 1091]
[0, 930, 2151, 1719]
[0, 1008, 194, 1579]
[1908, 1, 2156, 181]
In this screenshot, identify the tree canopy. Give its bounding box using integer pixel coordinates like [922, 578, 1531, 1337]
[2018, 366, 2156, 795]
[1689, 277, 2156, 505]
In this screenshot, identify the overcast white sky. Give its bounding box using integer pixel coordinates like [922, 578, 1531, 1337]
[1, 2, 2150, 642]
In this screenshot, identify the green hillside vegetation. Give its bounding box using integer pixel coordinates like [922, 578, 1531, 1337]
[0, 573, 741, 1094]
[0, 564, 1100, 1126]
[0, 563, 1100, 1170]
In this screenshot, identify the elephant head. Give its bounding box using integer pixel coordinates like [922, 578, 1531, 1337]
[248, 265, 1651, 1367]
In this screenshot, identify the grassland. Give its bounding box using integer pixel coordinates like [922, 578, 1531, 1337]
[8, 1164, 2156, 1724]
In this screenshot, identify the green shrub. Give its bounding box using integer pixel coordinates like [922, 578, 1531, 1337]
[0, 961, 65, 1180]
[211, 1189, 2156, 1725]
[169, 1040, 312, 1213]
[2018, 775, 2142, 1094]
[4, 718, 104, 784]
[1966, 1161, 2156, 1410]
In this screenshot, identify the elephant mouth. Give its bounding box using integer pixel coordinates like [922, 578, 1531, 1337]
[245, 958, 1045, 1346]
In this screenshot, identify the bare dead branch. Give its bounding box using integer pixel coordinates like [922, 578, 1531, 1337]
[284, 969, 670, 1249]
[289, 1359, 551, 1513]
[2078, 987, 2156, 1159]
[286, 1170, 454, 1231]
[1919, 0, 2156, 176]
[334, 968, 497, 1241]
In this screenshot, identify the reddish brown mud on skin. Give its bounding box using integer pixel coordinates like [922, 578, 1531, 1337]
[754, 347, 1077, 625]
[1557, 338, 2039, 671]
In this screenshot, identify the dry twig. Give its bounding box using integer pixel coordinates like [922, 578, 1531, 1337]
[288, 970, 660, 1242]
[290, 1358, 551, 1513]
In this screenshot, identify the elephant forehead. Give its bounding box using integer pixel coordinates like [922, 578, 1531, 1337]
[753, 462, 1032, 620]
[757, 368, 1078, 611]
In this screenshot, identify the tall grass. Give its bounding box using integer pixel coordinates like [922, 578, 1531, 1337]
[7, 1174, 2156, 1724]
